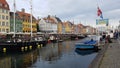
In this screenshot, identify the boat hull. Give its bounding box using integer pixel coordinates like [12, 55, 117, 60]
[75, 44, 97, 50]
[0, 40, 47, 52]
[75, 40, 98, 50]
[75, 48, 96, 55]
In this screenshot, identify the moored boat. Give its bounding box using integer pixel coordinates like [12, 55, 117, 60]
[75, 40, 98, 50]
[0, 36, 47, 52]
[75, 48, 96, 56]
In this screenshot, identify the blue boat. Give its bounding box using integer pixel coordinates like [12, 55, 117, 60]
[75, 40, 98, 50]
[75, 48, 96, 56]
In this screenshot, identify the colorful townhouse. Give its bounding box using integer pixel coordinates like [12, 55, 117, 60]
[10, 12, 23, 33]
[0, 0, 10, 33]
[38, 15, 60, 34]
[63, 21, 73, 34]
[54, 16, 63, 34]
[57, 22, 63, 34]
[77, 24, 84, 34]
[16, 8, 37, 33]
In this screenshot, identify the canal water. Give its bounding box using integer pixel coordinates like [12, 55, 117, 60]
[0, 38, 98, 68]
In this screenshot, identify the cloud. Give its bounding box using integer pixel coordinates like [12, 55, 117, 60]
[6, 0, 120, 27]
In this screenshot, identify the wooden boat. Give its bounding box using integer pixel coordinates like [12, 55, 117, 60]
[0, 36, 47, 52]
[75, 40, 98, 50]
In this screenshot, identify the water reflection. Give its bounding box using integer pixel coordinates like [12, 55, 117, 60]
[0, 39, 98, 68]
[0, 49, 38, 68]
[39, 43, 62, 62]
[75, 48, 97, 56]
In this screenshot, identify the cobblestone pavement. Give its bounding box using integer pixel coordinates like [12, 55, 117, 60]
[99, 39, 120, 68]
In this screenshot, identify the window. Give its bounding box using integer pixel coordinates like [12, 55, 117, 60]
[2, 15, 5, 19]
[2, 28, 5, 32]
[4, 10, 6, 13]
[0, 9, 1, 13]
[2, 22, 5, 26]
[6, 10, 8, 14]
[6, 16, 8, 20]
[6, 29, 9, 33]
[5, 5, 7, 8]
[6, 22, 9, 26]
[2, 9, 4, 13]
[0, 28, 1, 32]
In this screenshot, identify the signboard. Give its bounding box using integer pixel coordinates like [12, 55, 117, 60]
[96, 19, 109, 26]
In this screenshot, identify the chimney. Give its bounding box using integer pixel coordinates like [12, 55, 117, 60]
[21, 8, 25, 13]
[47, 15, 50, 19]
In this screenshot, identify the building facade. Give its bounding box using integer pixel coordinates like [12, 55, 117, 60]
[10, 12, 23, 33]
[63, 21, 73, 34]
[38, 15, 58, 33]
[0, 0, 10, 33]
[16, 9, 37, 33]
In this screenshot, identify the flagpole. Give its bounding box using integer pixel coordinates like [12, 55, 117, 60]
[96, 6, 99, 46]
[96, 6, 100, 46]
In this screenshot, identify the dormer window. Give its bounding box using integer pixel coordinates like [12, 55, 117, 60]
[5, 4, 7, 7]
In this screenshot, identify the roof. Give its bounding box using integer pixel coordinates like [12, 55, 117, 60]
[63, 21, 74, 26]
[43, 17, 56, 24]
[78, 23, 83, 26]
[10, 12, 21, 19]
[16, 11, 36, 21]
[55, 17, 62, 22]
[0, 0, 9, 10]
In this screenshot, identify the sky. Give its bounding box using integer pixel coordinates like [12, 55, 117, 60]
[6, 0, 120, 28]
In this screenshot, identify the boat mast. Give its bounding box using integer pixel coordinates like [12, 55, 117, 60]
[30, 0, 33, 38]
[13, 0, 16, 37]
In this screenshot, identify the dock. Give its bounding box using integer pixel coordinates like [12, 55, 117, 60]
[89, 39, 120, 68]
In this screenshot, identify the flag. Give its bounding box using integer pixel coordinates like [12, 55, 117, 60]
[97, 7, 103, 19]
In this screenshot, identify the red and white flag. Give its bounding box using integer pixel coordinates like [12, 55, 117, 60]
[97, 7, 103, 19]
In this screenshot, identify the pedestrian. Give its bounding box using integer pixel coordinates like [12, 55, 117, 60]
[114, 30, 119, 40]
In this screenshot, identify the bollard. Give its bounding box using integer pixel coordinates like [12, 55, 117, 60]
[41, 44, 43, 47]
[21, 47, 24, 51]
[25, 46, 28, 51]
[3, 48, 6, 53]
[38, 45, 40, 48]
[29, 46, 32, 50]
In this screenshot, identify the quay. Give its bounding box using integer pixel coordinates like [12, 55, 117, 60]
[89, 39, 120, 68]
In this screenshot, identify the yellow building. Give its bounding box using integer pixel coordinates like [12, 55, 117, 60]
[0, 0, 10, 33]
[57, 22, 63, 34]
[16, 9, 37, 33]
[63, 21, 72, 33]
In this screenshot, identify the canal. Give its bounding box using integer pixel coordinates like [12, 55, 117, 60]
[0, 38, 98, 68]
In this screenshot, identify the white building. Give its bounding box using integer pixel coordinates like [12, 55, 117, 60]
[38, 15, 58, 33]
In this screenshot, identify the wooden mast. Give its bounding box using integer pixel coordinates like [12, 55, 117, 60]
[30, 0, 33, 39]
[13, 0, 16, 37]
